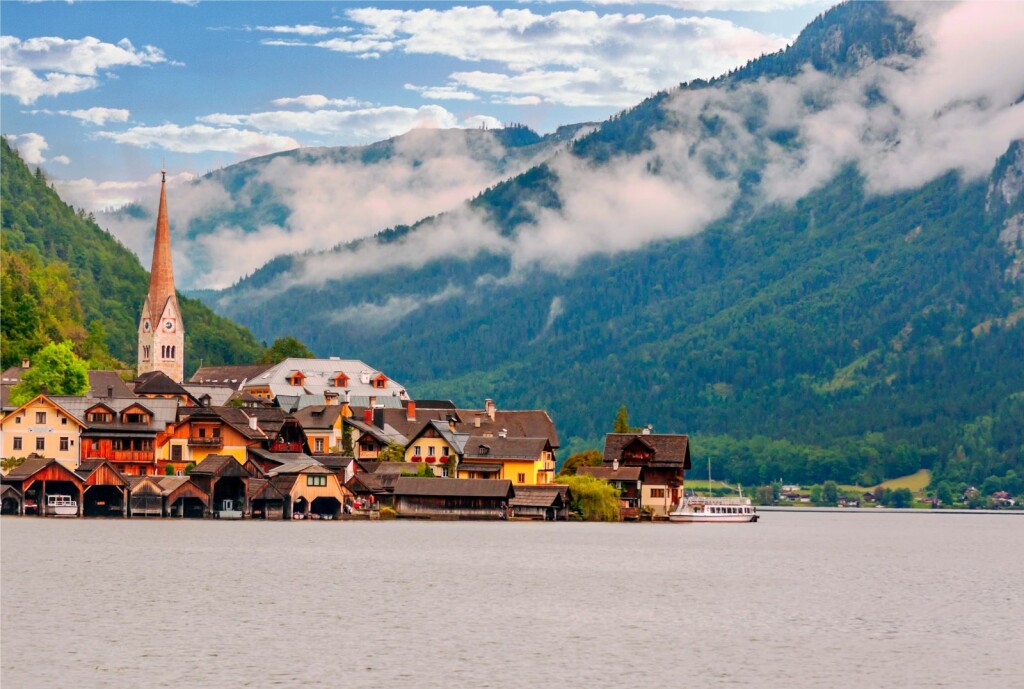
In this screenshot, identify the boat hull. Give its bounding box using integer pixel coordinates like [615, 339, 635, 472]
[668, 513, 758, 523]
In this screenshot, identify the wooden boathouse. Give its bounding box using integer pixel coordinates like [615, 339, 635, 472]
[392, 477, 514, 519]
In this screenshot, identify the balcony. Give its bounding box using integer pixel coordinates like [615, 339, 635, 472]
[84, 449, 153, 463]
[188, 436, 224, 448]
[270, 441, 303, 453]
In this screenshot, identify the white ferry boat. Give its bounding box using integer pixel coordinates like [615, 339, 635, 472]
[47, 494, 78, 517]
[668, 496, 759, 523]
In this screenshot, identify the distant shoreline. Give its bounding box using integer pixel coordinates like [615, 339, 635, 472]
[757, 506, 1023, 516]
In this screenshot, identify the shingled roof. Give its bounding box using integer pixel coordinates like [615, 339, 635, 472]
[393, 477, 514, 498]
[602, 433, 691, 470]
[189, 364, 273, 390]
[463, 437, 551, 460]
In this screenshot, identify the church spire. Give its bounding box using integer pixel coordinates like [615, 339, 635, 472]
[146, 168, 176, 315]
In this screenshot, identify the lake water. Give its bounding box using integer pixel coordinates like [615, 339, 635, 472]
[2, 513, 1021, 688]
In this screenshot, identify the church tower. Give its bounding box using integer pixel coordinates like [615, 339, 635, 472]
[138, 170, 184, 383]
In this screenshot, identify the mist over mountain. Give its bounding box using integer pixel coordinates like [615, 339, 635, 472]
[97, 123, 591, 290]
[195, 1, 1023, 486]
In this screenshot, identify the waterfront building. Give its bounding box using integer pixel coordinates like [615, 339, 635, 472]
[458, 436, 556, 485]
[0, 394, 86, 470]
[600, 432, 691, 518]
[137, 170, 185, 383]
[240, 357, 408, 405]
[391, 477, 514, 519]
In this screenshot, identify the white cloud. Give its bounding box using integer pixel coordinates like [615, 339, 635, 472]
[0, 35, 169, 104]
[262, 6, 789, 107]
[61, 107, 131, 125]
[330, 284, 466, 327]
[253, 24, 351, 36]
[199, 104, 493, 143]
[50, 155, 71, 165]
[5, 132, 49, 165]
[535, 0, 827, 11]
[271, 94, 369, 109]
[96, 123, 300, 156]
[56, 171, 197, 212]
[404, 83, 478, 101]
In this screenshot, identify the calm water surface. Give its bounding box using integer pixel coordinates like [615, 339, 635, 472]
[2, 513, 1021, 688]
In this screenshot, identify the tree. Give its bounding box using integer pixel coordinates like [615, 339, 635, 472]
[379, 442, 406, 462]
[558, 449, 602, 476]
[554, 474, 621, 521]
[755, 485, 775, 506]
[822, 480, 839, 506]
[340, 426, 354, 456]
[8, 340, 88, 406]
[613, 405, 631, 433]
[810, 485, 823, 504]
[164, 463, 176, 476]
[258, 336, 314, 364]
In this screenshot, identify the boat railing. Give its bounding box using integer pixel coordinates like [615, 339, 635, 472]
[684, 496, 751, 506]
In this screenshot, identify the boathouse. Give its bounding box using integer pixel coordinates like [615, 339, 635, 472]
[1, 457, 84, 516]
[126, 475, 208, 517]
[392, 477, 514, 519]
[77, 459, 129, 517]
[188, 454, 250, 518]
[509, 484, 571, 521]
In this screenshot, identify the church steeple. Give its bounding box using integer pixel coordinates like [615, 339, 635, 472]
[147, 169, 176, 316]
[138, 169, 184, 383]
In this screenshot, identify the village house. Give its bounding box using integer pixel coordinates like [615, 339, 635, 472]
[509, 484, 571, 520]
[578, 463, 643, 520]
[404, 419, 467, 475]
[1, 394, 87, 469]
[601, 431, 691, 518]
[161, 405, 269, 472]
[292, 404, 346, 455]
[127, 474, 208, 518]
[188, 363, 273, 390]
[239, 357, 408, 406]
[458, 436, 556, 485]
[264, 459, 351, 519]
[187, 454, 251, 517]
[48, 396, 180, 476]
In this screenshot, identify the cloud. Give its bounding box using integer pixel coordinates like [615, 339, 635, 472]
[29, 106, 131, 125]
[198, 103, 495, 143]
[50, 155, 70, 165]
[329, 284, 466, 327]
[0, 35, 169, 104]
[535, 0, 827, 11]
[261, 6, 789, 107]
[95, 123, 300, 156]
[252, 24, 352, 36]
[404, 83, 478, 101]
[5, 132, 50, 165]
[248, 2, 1024, 294]
[271, 94, 369, 109]
[56, 171, 197, 212]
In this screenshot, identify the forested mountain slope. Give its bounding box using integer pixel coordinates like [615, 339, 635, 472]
[203, 1, 1024, 488]
[1, 137, 265, 373]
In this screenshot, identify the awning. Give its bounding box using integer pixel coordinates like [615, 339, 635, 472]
[457, 463, 502, 473]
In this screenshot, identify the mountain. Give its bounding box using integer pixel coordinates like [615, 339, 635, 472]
[205, 2, 1024, 489]
[1, 136, 265, 373]
[97, 123, 592, 291]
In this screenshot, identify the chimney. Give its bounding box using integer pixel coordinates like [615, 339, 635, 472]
[642, 424, 652, 435]
[613, 457, 619, 471]
[372, 405, 384, 429]
[406, 400, 417, 422]
[474, 412, 481, 428]
[499, 428, 507, 439]
[107, 386, 114, 398]
[360, 370, 371, 385]
[21, 358, 30, 369]
[248, 414, 258, 431]
[363, 409, 372, 424]
[448, 417, 457, 433]
[485, 398, 496, 422]
[343, 389, 351, 404]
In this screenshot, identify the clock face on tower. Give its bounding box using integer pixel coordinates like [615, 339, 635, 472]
[164, 320, 175, 332]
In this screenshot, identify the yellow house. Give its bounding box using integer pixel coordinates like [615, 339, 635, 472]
[266, 461, 351, 518]
[404, 419, 464, 477]
[458, 437, 555, 485]
[1, 394, 86, 470]
[158, 406, 267, 472]
[292, 405, 345, 455]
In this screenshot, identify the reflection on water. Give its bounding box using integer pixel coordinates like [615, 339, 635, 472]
[2, 514, 1021, 688]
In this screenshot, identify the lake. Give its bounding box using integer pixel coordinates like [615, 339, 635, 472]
[2, 513, 1021, 688]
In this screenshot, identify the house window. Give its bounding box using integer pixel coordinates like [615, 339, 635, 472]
[428, 446, 436, 457]
[213, 427, 221, 438]
[198, 428, 206, 438]
[12, 437, 22, 451]
[35, 411, 46, 424]
[517, 473, 526, 484]
[414, 446, 422, 456]
[60, 437, 69, 451]
[442, 447, 450, 457]
[143, 345, 150, 360]
[315, 438, 325, 453]
[15, 416, 22, 424]
[441, 466, 449, 477]
[360, 442, 375, 453]
[89, 412, 112, 423]
[306, 475, 327, 487]
[36, 437, 45, 451]
[124, 413, 147, 423]
[651, 488, 666, 498]
[172, 445, 183, 461]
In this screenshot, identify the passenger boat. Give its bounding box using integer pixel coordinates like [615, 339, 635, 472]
[668, 496, 758, 523]
[47, 494, 78, 517]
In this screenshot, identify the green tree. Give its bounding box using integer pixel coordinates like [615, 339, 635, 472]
[613, 405, 631, 433]
[340, 426, 354, 456]
[9, 340, 89, 406]
[822, 480, 839, 506]
[755, 485, 775, 506]
[379, 442, 406, 462]
[258, 336, 314, 364]
[936, 482, 954, 507]
[810, 485, 823, 504]
[554, 474, 621, 521]
[558, 449, 602, 476]
[164, 463, 176, 476]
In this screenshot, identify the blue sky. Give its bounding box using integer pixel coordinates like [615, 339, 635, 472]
[1, 0, 833, 210]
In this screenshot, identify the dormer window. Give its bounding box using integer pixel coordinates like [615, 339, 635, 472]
[89, 411, 112, 423]
[332, 373, 349, 387]
[372, 374, 388, 389]
[287, 371, 305, 386]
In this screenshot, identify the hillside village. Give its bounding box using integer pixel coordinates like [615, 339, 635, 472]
[0, 166, 691, 520]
